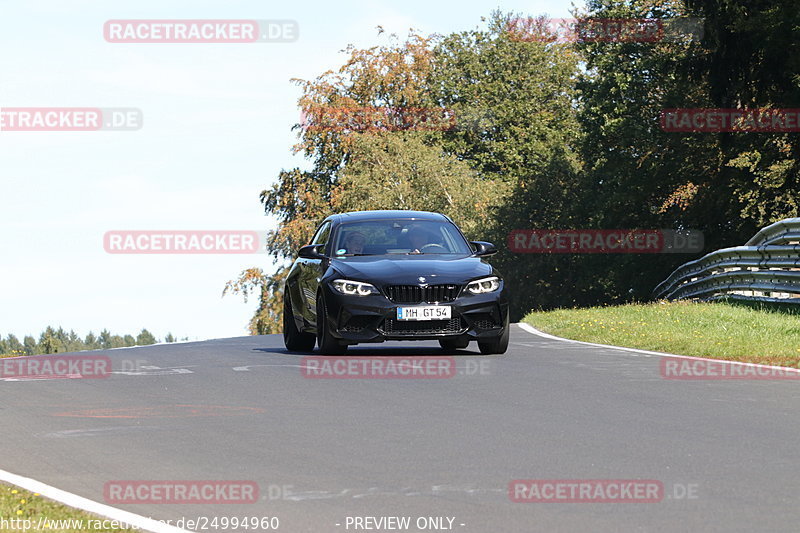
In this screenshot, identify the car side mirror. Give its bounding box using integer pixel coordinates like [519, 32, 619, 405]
[471, 241, 497, 257]
[298, 244, 325, 259]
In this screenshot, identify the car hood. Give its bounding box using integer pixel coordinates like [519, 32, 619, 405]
[329, 255, 494, 286]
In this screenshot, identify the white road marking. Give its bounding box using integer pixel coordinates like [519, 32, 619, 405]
[233, 364, 308, 371]
[0, 469, 190, 533]
[111, 365, 195, 376]
[274, 484, 503, 501]
[1, 375, 85, 382]
[43, 426, 161, 438]
[112, 368, 193, 376]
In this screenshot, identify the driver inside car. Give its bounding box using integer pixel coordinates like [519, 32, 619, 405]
[408, 226, 433, 253]
[343, 231, 366, 255]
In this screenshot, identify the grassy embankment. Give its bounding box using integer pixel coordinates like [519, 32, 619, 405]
[0, 483, 133, 532]
[523, 300, 800, 367]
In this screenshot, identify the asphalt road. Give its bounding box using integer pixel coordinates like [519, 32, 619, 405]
[2, 325, 799, 532]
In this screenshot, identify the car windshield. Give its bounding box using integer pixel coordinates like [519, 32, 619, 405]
[333, 219, 472, 256]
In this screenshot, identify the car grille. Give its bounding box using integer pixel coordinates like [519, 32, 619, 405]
[384, 284, 461, 304]
[380, 318, 466, 335]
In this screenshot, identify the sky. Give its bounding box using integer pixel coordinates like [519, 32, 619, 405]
[1, 0, 575, 342]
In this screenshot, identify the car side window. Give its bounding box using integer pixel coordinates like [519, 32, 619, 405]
[311, 221, 332, 253]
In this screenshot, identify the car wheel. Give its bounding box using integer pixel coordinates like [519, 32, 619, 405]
[477, 313, 509, 355]
[283, 293, 316, 352]
[316, 292, 347, 355]
[439, 338, 469, 352]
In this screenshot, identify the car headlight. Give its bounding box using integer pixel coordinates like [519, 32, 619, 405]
[331, 279, 379, 296]
[466, 276, 501, 294]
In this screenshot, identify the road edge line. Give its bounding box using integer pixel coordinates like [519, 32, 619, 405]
[515, 322, 800, 374]
[0, 469, 190, 533]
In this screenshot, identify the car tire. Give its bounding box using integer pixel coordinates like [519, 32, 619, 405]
[316, 292, 347, 355]
[477, 313, 509, 355]
[439, 338, 469, 352]
[283, 293, 316, 352]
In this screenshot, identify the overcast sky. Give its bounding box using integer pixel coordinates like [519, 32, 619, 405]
[1, 0, 574, 341]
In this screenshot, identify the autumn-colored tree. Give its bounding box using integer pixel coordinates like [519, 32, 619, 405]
[226, 30, 506, 333]
[229, 14, 585, 329]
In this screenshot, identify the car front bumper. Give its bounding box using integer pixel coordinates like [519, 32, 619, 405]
[321, 283, 509, 344]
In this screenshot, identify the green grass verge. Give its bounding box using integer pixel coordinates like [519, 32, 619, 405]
[1, 483, 133, 532]
[523, 300, 800, 368]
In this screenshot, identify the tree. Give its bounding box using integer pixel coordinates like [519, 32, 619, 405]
[65, 329, 82, 352]
[40, 327, 59, 354]
[136, 329, 157, 345]
[108, 335, 126, 348]
[231, 4, 800, 330]
[228, 30, 487, 332]
[571, 0, 712, 303]
[23, 336, 36, 356]
[331, 133, 507, 238]
[4, 334, 23, 355]
[84, 332, 98, 350]
[224, 267, 286, 334]
[98, 329, 112, 349]
[573, 0, 800, 305]
[431, 12, 584, 316]
[683, 0, 800, 226]
[229, 14, 589, 327]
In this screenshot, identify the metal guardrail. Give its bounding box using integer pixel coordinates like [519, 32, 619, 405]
[653, 218, 800, 303]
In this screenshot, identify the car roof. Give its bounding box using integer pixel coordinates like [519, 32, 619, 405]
[325, 210, 450, 223]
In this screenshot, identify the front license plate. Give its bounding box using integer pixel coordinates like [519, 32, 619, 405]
[396, 306, 451, 321]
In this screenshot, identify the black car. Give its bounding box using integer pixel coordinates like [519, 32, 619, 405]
[282, 210, 510, 355]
